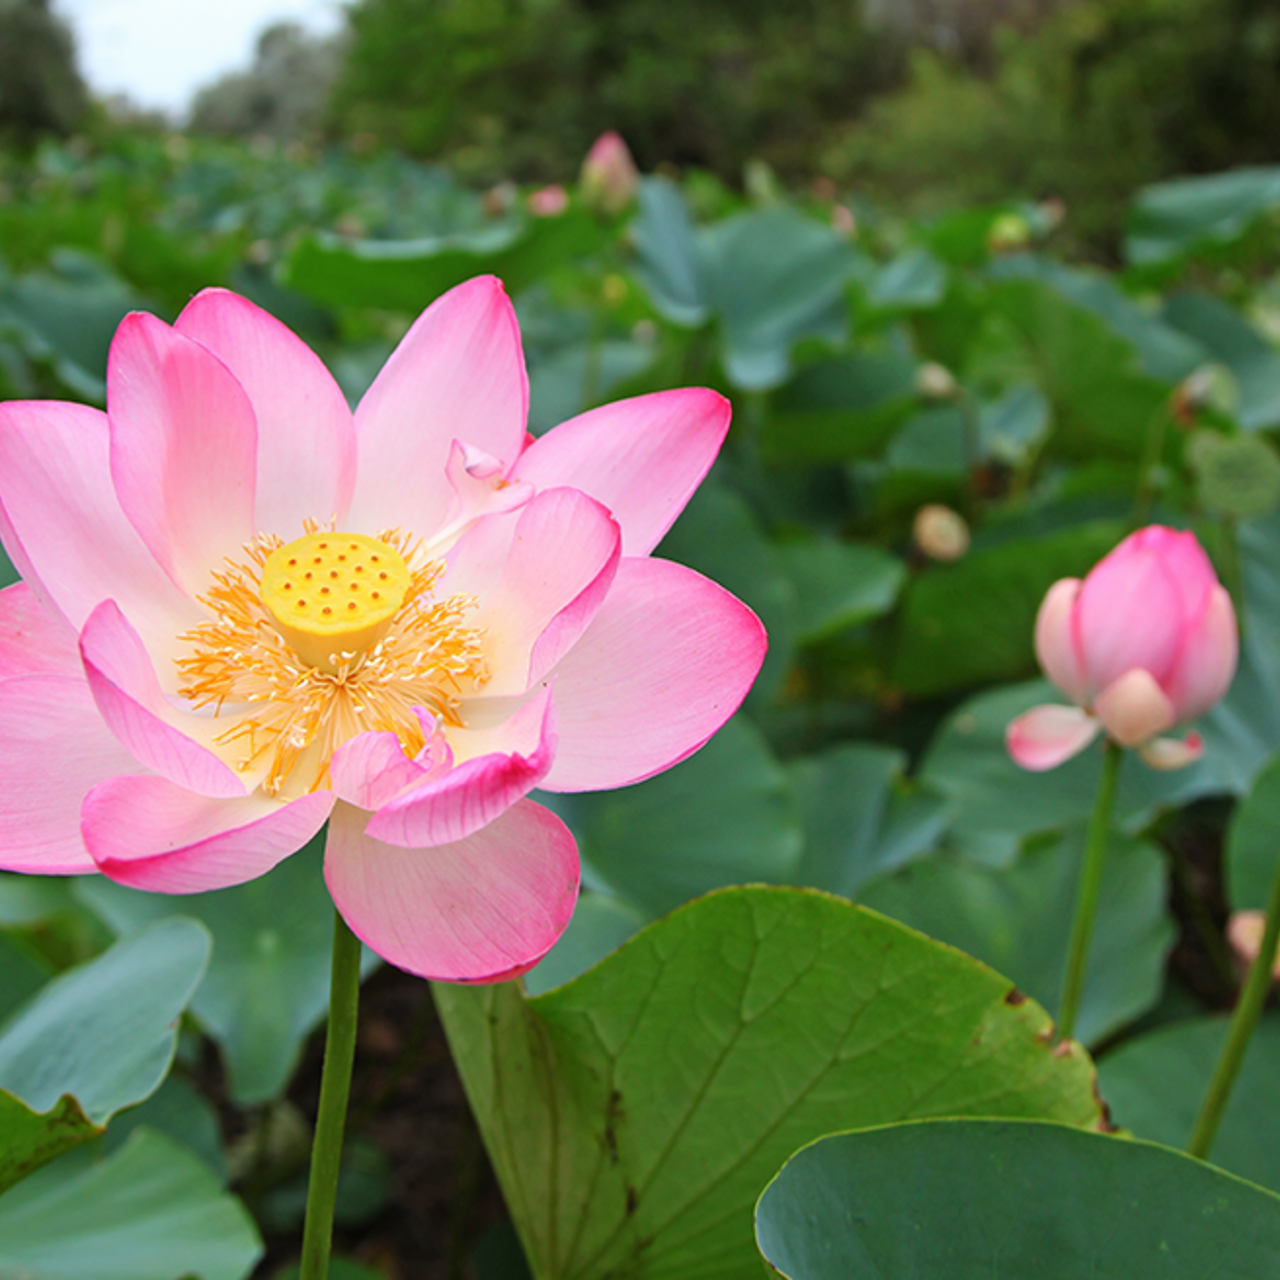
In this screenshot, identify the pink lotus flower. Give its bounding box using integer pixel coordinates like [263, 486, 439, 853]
[579, 131, 640, 215]
[0, 277, 765, 981]
[1006, 526, 1236, 772]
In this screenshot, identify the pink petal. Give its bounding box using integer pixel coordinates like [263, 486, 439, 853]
[0, 583, 80, 679]
[175, 289, 357, 537]
[1094, 668, 1177, 747]
[0, 400, 202, 651]
[446, 488, 621, 697]
[1126, 525, 1217, 618]
[325, 797, 579, 981]
[511, 388, 732, 555]
[329, 712, 451, 811]
[1006, 703, 1101, 771]
[1163, 584, 1238, 720]
[83, 775, 333, 893]
[1034, 578, 1088, 705]
[107, 311, 258, 596]
[347, 277, 528, 539]
[538, 557, 767, 791]
[1075, 541, 1183, 693]
[365, 686, 556, 847]
[0, 674, 140, 874]
[80, 601, 245, 799]
[1140, 732, 1204, 771]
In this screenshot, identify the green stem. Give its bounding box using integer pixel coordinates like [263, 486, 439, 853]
[1057, 740, 1124, 1045]
[299, 910, 363, 1280]
[1188, 850, 1280, 1160]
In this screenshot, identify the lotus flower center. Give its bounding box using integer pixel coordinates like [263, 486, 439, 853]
[260, 532, 412, 673]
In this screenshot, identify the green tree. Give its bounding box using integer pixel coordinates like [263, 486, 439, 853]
[0, 0, 90, 142]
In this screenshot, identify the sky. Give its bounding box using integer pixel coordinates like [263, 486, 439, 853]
[56, 0, 346, 118]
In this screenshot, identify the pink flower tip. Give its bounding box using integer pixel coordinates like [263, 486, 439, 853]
[580, 131, 640, 215]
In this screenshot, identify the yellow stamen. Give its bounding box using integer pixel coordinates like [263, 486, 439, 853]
[176, 528, 488, 797]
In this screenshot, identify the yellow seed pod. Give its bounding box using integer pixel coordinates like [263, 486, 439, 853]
[260, 532, 411, 672]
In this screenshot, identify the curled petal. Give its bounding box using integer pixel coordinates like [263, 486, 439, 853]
[1094, 668, 1177, 747]
[1006, 704, 1101, 771]
[326, 798, 579, 981]
[84, 776, 333, 893]
[540, 557, 766, 791]
[365, 687, 556, 847]
[0, 400, 201, 653]
[446, 488, 621, 697]
[175, 288, 357, 537]
[0, 674, 140, 874]
[511, 388, 732, 555]
[0, 583, 80, 679]
[329, 711, 452, 811]
[107, 312, 258, 597]
[80, 601, 245, 799]
[1140, 732, 1205, 771]
[1163, 584, 1238, 721]
[1033, 578, 1088, 705]
[348, 277, 528, 540]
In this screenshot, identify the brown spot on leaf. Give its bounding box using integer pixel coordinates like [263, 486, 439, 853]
[1004, 987, 1028, 1006]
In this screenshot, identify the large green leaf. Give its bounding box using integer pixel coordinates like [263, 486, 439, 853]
[77, 836, 377, 1105]
[761, 349, 918, 463]
[283, 210, 603, 313]
[860, 826, 1173, 1045]
[0, 917, 210, 1195]
[1127, 166, 1280, 266]
[1225, 746, 1280, 910]
[891, 519, 1125, 696]
[630, 177, 709, 327]
[566, 717, 802, 919]
[1164, 292, 1280, 431]
[774, 538, 905, 644]
[1098, 1015, 1280, 1195]
[435, 886, 1105, 1280]
[755, 1119, 1280, 1278]
[700, 207, 854, 390]
[790, 743, 948, 898]
[0, 1128, 261, 1279]
[920, 681, 1214, 866]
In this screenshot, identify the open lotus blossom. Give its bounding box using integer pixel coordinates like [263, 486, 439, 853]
[1006, 525, 1236, 772]
[0, 277, 766, 981]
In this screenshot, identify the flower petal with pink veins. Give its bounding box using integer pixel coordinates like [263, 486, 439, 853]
[0, 583, 80, 679]
[0, 675, 142, 874]
[329, 714, 451, 811]
[0, 401, 201, 655]
[176, 288, 357, 537]
[1074, 543, 1182, 693]
[510, 388, 732, 555]
[1094, 668, 1177, 747]
[80, 601, 246, 799]
[84, 776, 333, 893]
[365, 687, 556, 848]
[347, 277, 528, 539]
[1162, 584, 1239, 721]
[326, 798, 579, 982]
[1033, 578, 1088, 705]
[539, 557, 767, 791]
[107, 312, 258, 596]
[447, 488, 620, 697]
[1006, 703, 1101, 771]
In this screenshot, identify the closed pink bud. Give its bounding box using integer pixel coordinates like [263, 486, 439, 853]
[580, 132, 639, 215]
[1008, 526, 1238, 770]
[527, 184, 569, 217]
